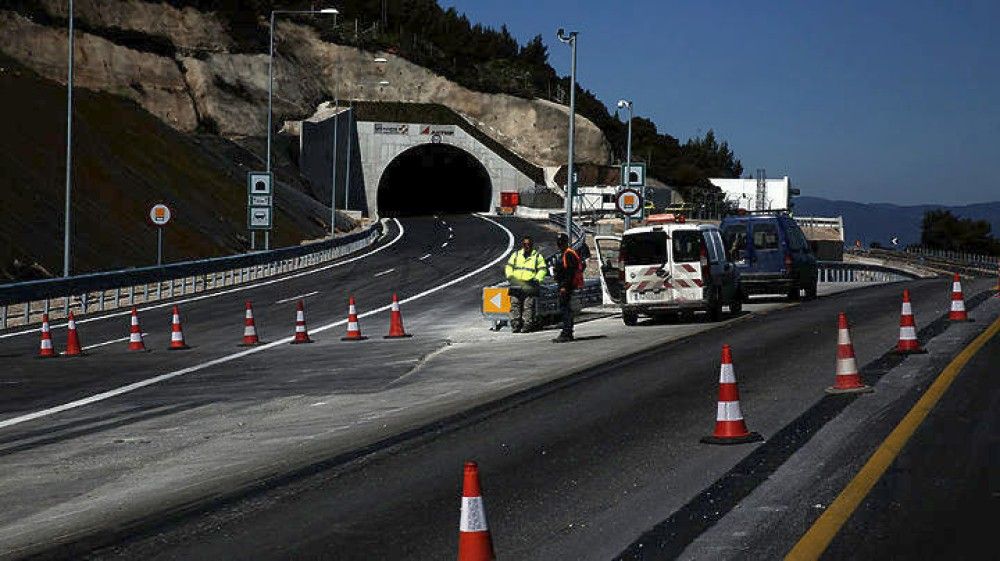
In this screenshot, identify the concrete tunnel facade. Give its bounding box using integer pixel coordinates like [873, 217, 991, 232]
[300, 111, 538, 219]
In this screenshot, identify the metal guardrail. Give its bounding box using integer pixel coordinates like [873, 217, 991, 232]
[0, 224, 383, 331]
[817, 260, 918, 283]
[904, 246, 999, 266]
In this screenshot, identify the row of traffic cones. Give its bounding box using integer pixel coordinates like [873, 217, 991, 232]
[699, 275, 974, 443]
[455, 275, 977, 558]
[37, 294, 412, 357]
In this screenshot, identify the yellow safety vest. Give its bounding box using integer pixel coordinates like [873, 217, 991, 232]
[505, 249, 547, 282]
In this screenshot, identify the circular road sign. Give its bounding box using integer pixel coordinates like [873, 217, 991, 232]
[615, 188, 643, 216]
[149, 204, 172, 226]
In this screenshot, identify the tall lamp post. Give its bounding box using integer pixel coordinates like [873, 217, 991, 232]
[63, 0, 74, 277]
[617, 99, 634, 229]
[266, 7, 337, 249]
[556, 28, 578, 240]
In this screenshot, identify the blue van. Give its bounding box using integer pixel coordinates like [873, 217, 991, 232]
[719, 213, 818, 299]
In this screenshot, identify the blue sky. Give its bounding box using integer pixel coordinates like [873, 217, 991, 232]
[443, 1, 999, 205]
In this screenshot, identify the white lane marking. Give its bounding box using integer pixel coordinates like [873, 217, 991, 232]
[419, 254, 432, 261]
[448, 234, 454, 240]
[373, 269, 396, 278]
[0, 216, 513, 430]
[1, 221, 405, 340]
[73, 334, 148, 352]
[448, 226, 453, 232]
[275, 291, 319, 305]
[441, 242, 449, 248]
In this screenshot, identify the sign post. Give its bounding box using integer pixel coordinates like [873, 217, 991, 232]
[620, 163, 647, 228]
[149, 203, 172, 265]
[247, 171, 273, 251]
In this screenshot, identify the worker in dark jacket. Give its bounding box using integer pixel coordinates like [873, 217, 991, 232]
[551, 233, 581, 343]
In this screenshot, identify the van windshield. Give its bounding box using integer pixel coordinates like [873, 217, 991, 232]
[622, 232, 668, 265]
[672, 230, 702, 263]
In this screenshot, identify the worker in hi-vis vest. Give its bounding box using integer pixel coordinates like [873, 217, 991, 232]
[504, 235, 547, 333]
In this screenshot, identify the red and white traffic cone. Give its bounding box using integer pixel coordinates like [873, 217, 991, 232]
[127, 307, 147, 351]
[384, 293, 411, 339]
[290, 300, 312, 344]
[700, 345, 763, 445]
[240, 301, 261, 346]
[826, 312, 873, 394]
[895, 289, 926, 354]
[168, 305, 190, 350]
[948, 273, 970, 322]
[457, 461, 496, 561]
[38, 313, 56, 358]
[64, 311, 83, 357]
[341, 296, 367, 341]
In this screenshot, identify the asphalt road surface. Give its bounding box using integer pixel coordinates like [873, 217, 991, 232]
[61, 275, 998, 560]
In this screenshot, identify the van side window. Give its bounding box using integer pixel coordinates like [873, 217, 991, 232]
[702, 231, 720, 263]
[752, 223, 779, 250]
[788, 224, 809, 252]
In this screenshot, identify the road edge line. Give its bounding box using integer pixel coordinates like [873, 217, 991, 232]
[785, 313, 1000, 560]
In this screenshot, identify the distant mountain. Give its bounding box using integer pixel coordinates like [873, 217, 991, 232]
[793, 196, 1000, 248]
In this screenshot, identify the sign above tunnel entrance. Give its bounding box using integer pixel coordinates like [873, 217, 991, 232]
[374, 123, 409, 135]
[420, 125, 455, 137]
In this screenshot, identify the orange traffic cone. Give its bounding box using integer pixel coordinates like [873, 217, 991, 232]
[64, 311, 83, 357]
[826, 313, 873, 394]
[291, 300, 313, 344]
[895, 289, 926, 354]
[240, 301, 261, 346]
[168, 305, 190, 350]
[341, 296, 367, 341]
[127, 307, 147, 351]
[457, 461, 496, 561]
[37, 313, 56, 358]
[384, 293, 412, 339]
[701, 345, 762, 445]
[948, 274, 970, 322]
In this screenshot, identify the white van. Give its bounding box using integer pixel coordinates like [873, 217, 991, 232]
[595, 214, 744, 325]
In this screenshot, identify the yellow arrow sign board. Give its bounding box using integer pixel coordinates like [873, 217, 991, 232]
[482, 287, 510, 314]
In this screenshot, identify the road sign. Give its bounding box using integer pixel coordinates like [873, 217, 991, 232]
[249, 207, 272, 229]
[615, 188, 643, 217]
[622, 163, 646, 187]
[248, 171, 272, 195]
[249, 195, 272, 206]
[482, 287, 511, 314]
[149, 204, 172, 226]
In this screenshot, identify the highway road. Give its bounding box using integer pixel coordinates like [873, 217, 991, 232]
[34, 271, 989, 561]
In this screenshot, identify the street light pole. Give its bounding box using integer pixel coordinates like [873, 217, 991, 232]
[556, 29, 578, 241]
[266, 8, 337, 249]
[617, 99, 634, 229]
[63, 0, 74, 277]
[330, 94, 338, 237]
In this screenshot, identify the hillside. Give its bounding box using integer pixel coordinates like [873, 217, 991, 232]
[0, 53, 335, 281]
[794, 196, 1000, 248]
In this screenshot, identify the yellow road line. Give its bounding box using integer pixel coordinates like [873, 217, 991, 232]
[786, 314, 1000, 560]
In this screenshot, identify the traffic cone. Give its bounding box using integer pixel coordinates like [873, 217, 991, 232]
[37, 313, 56, 358]
[64, 311, 83, 357]
[701, 345, 763, 445]
[894, 289, 926, 354]
[127, 307, 147, 351]
[290, 300, 313, 344]
[341, 296, 367, 341]
[457, 461, 495, 561]
[384, 293, 412, 339]
[826, 313, 873, 394]
[168, 305, 190, 350]
[948, 274, 970, 322]
[240, 301, 261, 346]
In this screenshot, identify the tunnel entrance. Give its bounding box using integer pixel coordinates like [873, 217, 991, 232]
[377, 144, 492, 216]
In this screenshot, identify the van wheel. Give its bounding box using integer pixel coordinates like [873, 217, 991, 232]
[708, 289, 724, 322]
[729, 293, 743, 315]
[623, 310, 638, 326]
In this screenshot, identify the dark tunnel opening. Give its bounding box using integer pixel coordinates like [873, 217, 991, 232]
[377, 144, 492, 216]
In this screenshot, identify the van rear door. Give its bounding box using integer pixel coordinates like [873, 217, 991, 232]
[749, 220, 782, 274]
[594, 235, 623, 305]
[669, 229, 706, 302]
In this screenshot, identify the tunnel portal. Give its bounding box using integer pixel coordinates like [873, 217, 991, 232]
[377, 144, 492, 216]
